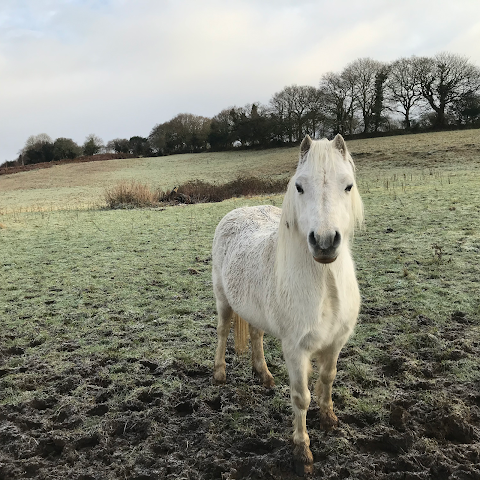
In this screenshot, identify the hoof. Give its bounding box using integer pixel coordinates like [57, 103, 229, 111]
[253, 368, 275, 388]
[213, 368, 226, 385]
[294, 460, 313, 477]
[293, 443, 313, 477]
[261, 372, 275, 389]
[319, 408, 338, 431]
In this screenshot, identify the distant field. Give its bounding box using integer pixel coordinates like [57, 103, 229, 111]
[1, 130, 480, 478]
[0, 147, 295, 212]
[1, 129, 480, 212]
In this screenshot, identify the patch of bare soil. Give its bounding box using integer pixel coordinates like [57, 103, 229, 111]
[0, 312, 479, 479]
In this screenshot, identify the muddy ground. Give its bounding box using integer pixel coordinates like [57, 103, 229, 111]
[1, 309, 479, 480]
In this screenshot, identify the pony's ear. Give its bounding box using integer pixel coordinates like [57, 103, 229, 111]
[299, 135, 312, 164]
[333, 133, 347, 158]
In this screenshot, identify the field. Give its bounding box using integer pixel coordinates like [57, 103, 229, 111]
[1, 130, 480, 479]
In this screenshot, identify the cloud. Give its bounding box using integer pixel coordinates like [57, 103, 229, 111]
[1, 0, 480, 161]
[447, 22, 480, 61]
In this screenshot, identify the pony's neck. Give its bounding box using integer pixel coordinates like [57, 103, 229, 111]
[275, 219, 351, 319]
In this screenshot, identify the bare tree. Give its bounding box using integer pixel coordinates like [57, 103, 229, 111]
[320, 72, 352, 136]
[149, 113, 211, 155]
[417, 52, 480, 127]
[269, 85, 324, 142]
[340, 68, 361, 135]
[149, 123, 167, 155]
[268, 93, 290, 143]
[304, 87, 328, 138]
[269, 86, 296, 143]
[168, 113, 211, 152]
[343, 58, 388, 133]
[386, 56, 424, 129]
[23, 133, 53, 150]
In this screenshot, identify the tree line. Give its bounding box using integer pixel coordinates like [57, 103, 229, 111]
[2, 133, 149, 168]
[147, 52, 480, 154]
[7, 52, 480, 167]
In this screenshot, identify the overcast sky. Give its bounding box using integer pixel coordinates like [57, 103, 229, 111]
[1, 0, 480, 162]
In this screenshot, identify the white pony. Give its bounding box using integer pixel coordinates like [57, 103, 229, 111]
[212, 134, 363, 473]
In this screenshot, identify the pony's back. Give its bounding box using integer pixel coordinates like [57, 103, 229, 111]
[212, 204, 281, 336]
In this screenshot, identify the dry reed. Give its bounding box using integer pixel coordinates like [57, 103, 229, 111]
[104, 181, 157, 208]
[105, 176, 288, 209]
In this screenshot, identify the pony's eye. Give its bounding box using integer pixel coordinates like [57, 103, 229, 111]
[295, 183, 304, 194]
[345, 184, 353, 193]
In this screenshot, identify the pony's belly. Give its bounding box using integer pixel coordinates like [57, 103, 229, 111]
[220, 246, 280, 336]
[229, 298, 281, 338]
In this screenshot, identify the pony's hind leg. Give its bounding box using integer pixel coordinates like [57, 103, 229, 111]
[314, 347, 340, 430]
[249, 325, 274, 388]
[213, 298, 232, 384]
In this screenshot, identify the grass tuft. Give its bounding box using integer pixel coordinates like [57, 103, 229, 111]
[104, 181, 157, 208]
[168, 176, 289, 204]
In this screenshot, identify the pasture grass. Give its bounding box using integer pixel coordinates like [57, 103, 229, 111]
[1, 129, 480, 477]
[0, 198, 282, 403]
[2, 166, 479, 406]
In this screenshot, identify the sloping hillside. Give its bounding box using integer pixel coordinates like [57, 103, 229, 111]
[1, 130, 479, 213]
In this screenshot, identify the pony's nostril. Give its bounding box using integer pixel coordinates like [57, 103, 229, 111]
[333, 231, 341, 248]
[309, 231, 341, 250]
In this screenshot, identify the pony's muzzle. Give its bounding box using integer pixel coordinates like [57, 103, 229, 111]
[308, 230, 341, 264]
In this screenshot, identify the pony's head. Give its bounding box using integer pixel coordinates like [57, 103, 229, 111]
[282, 134, 363, 264]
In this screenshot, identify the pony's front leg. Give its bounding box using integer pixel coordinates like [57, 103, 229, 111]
[315, 348, 340, 430]
[249, 324, 274, 388]
[284, 349, 313, 474]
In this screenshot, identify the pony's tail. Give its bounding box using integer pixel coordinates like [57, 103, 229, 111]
[233, 312, 249, 354]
